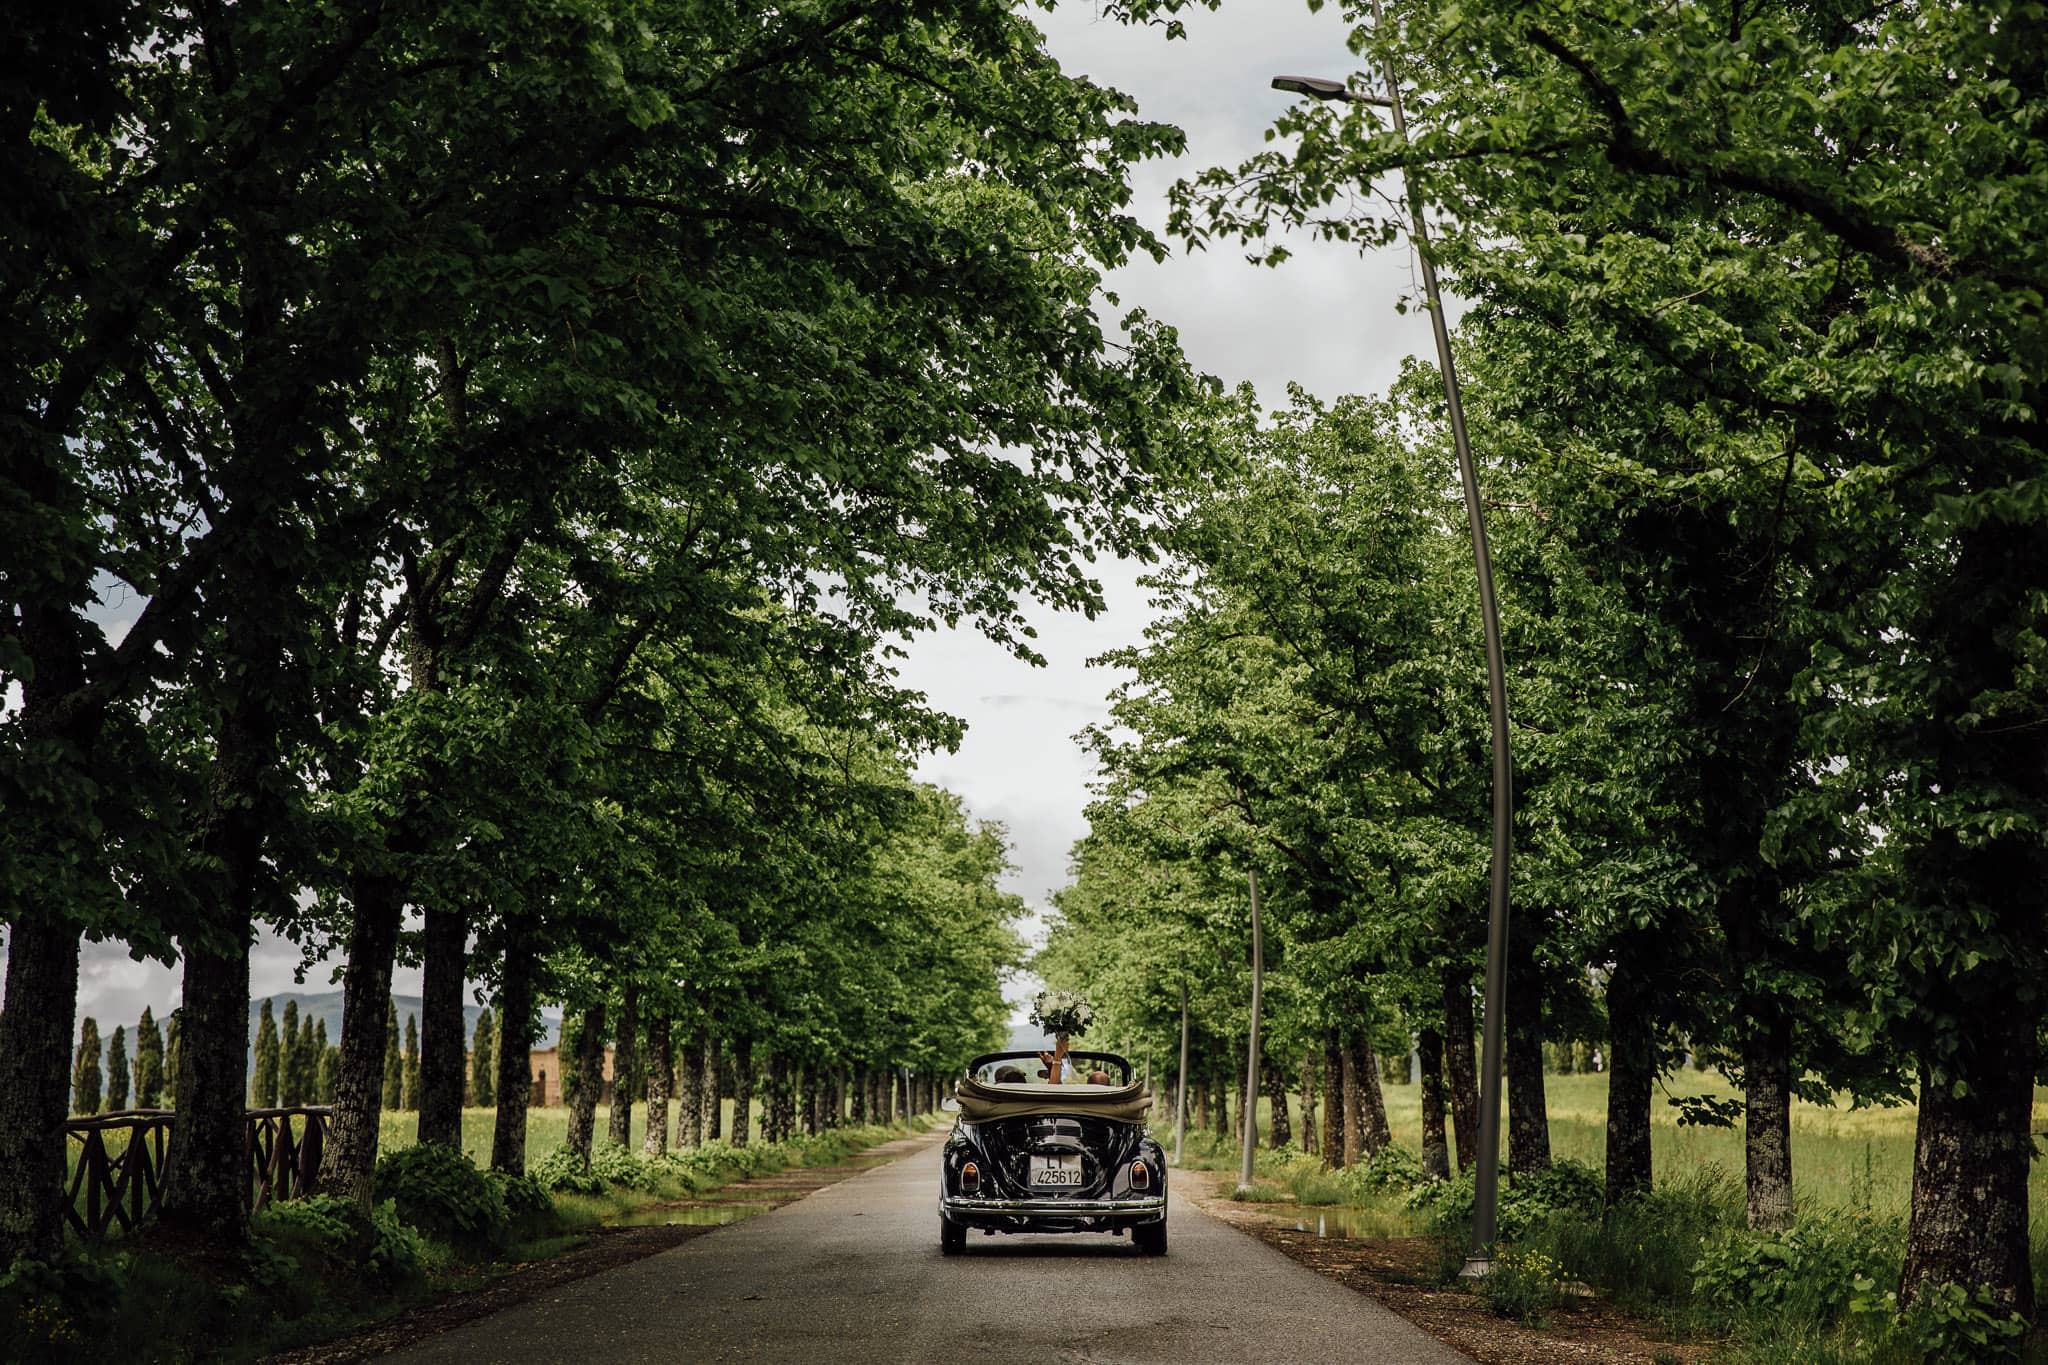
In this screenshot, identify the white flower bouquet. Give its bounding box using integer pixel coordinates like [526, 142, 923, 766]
[1031, 990, 1093, 1040]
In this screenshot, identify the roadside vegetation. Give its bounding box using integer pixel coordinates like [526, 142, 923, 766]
[1177, 1074, 2048, 1361]
[8, 1119, 925, 1365]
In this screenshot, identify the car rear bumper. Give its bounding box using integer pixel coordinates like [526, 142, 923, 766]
[940, 1193, 1166, 1233]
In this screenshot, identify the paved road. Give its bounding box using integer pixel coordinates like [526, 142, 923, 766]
[382, 1134, 1473, 1364]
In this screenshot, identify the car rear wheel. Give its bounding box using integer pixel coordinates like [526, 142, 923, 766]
[940, 1216, 966, 1255]
[1134, 1219, 1167, 1256]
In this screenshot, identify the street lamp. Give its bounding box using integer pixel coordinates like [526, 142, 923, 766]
[1174, 971, 1190, 1167]
[1272, 10, 1513, 1280]
[1238, 868, 1263, 1196]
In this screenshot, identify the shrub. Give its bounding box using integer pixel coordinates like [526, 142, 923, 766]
[367, 1200, 426, 1282]
[529, 1144, 607, 1195]
[1693, 1219, 1888, 1318]
[487, 1171, 559, 1238]
[0, 1254, 122, 1362]
[1498, 1159, 1604, 1238]
[590, 1142, 661, 1191]
[256, 1193, 359, 1252]
[1850, 1279, 2026, 1361]
[1479, 1249, 1571, 1326]
[374, 1142, 510, 1253]
[1341, 1143, 1426, 1196]
[1406, 1169, 1474, 1221]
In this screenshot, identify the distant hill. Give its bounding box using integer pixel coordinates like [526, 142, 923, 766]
[243, 991, 562, 1073]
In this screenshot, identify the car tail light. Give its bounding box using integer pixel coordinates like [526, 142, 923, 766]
[1130, 1160, 1150, 1190]
[961, 1161, 980, 1193]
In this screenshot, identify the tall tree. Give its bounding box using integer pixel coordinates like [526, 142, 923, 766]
[70, 1018, 101, 1117]
[401, 1014, 422, 1112]
[251, 999, 279, 1109]
[381, 1001, 403, 1111]
[104, 1026, 128, 1111]
[133, 1007, 164, 1109]
[470, 1008, 496, 1109]
[162, 1011, 181, 1110]
[277, 1000, 301, 1106]
[314, 1019, 336, 1104]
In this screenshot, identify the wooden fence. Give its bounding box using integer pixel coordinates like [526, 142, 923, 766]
[63, 1106, 332, 1239]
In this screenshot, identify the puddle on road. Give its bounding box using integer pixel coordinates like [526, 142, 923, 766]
[605, 1202, 775, 1229]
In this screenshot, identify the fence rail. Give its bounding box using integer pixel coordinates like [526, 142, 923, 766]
[62, 1106, 332, 1239]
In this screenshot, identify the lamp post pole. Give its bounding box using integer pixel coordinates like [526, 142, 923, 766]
[1175, 975, 1190, 1167]
[1237, 868, 1263, 1195]
[1274, 6, 1513, 1277]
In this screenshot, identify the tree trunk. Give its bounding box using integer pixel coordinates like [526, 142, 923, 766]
[1300, 1051, 1318, 1157]
[1900, 1009, 2038, 1319]
[1442, 973, 1481, 1174]
[1742, 1011, 1794, 1230]
[161, 663, 277, 1246]
[1339, 1045, 1365, 1164]
[564, 1001, 606, 1163]
[320, 874, 405, 1205]
[641, 1015, 671, 1158]
[1321, 1035, 1345, 1167]
[1604, 959, 1656, 1205]
[1506, 928, 1552, 1175]
[0, 604, 99, 1262]
[676, 1032, 702, 1148]
[1209, 1063, 1230, 1137]
[891, 1065, 906, 1127]
[1351, 1040, 1392, 1157]
[158, 936, 251, 1244]
[0, 918, 81, 1260]
[607, 985, 638, 1149]
[803, 1063, 820, 1134]
[778, 1053, 798, 1141]
[701, 1036, 722, 1143]
[490, 938, 535, 1174]
[1262, 1061, 1291, 1147]
[729, 1038, 752, 1146]
[1418, 1027, 1451, 1180]
[416, 905, 467, 1148]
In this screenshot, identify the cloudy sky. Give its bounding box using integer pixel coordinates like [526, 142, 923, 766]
[902, 1, 1441, 1013]
[49, 1, 1444, 1032]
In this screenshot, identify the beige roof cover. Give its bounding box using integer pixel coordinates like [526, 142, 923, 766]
[953, 1075, 1153, 1124]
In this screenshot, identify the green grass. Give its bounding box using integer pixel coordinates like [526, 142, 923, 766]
[1201, 1070, 2048, 1230]
[376, 1097, 762, 1167]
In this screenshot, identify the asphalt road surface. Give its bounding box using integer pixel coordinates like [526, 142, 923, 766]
[381, 1134, 1474, 1364]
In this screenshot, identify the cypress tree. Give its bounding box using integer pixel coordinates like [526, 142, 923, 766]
[298, 1015, 321, 1103]
[278, 1000, 301, 1105]
[401, 1013, 422, 1111]
[252, 998, 279, 1107]
[105, 1026, 129, 1111]
[314, 1020, 336, 1103]
[382, 1000, 403, 1110]
[163, 1010, 181, 1109]
[471, 1008, 496, 1108]
[134, 1006, 164, 1107]
[71, 1018, 102, 1116]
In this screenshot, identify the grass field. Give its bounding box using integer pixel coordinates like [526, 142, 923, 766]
[377, 1097, 764, 1166]
[1212, 1070, 2048, 1228]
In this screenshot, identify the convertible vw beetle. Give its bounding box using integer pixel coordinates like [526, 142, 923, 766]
[938, 1050, 1167, 1255]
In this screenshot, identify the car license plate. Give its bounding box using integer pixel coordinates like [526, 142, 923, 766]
[1031, 1155, 1082, 1187]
